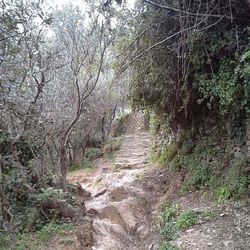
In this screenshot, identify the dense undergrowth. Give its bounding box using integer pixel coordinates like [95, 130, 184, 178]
[128, 1, 250, 131]
[151, 120, 249, 202]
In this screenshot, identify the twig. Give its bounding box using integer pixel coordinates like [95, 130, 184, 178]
[145, 0, 230, 19]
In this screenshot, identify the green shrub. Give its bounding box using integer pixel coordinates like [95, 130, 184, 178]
[0, 233, 10, 249]
[159, 242, 179, 250]
[19, 207, 41, 233]
[159, 143, 178, 166]
[211, 155, 249, 202]
[178, 140, 195, 156]
[213, 176, 248, 202]
[85, 147, 103, 161]
[176, 210, 198, 230]
[112, 114, 130, 136]
[36, 222, 72, 242]
[182, 164, 214, 192]
[15, 222, 73, 249]
[213, 186, 232, 203]
[159, 203, 215, 247]
[169, 154, 182, 169]
[36, 187, 65, 204]
[160, 221, 178, 241]
[69, 159, 95, 172]
[160, 203, 179, 223]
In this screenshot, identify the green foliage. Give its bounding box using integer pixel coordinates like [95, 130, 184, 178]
[128, 0, 249, 135]
[212, 157, 249, 202]
[0, 233, 10, 249]
[69, 147, 102, 172]
[0, 222, 72, 250]
[36, 187, 65, 204]
[69, 159, 94, 172]
[176, 210, 198, 230]
[156, 131, 249, 202]
[151, 118, 249, 202]
[112, 114, 130, 137]
[159, 203, 214, 248]
[159, 143, 178, 166]
[85, 147, 103, 161]
[19, 207, 41, 233]
[15, 222, 73, 250]
[159, 242, 179, 250]
[149, 113, 170, 137]
[159, 203, 179, 241]
[35, 222, 72, 242]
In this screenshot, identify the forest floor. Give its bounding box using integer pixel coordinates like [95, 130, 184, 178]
[50, 132, 249, 250]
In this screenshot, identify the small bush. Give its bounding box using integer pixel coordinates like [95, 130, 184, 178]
[85, 147, 103, 161]
[176, 210, 198, 230]
[213, 176, 248, 202]
[103, 137, 122, 154]
[70, 160, 94, 172]
[36, 222, 72, 242]
[160, 221, 178, 241]
[0, 233, 10, 249]
[178, 140, 195, 156]
[15, 222, 73, 249]
[212, 155, 249, 202]
[159, 143, 178, 166]
[159, 242, 179, 250]
[159, 203, 215, 247]
[159, 204, 179, 241]
[182, 164, 214, 192]
[112, 114, 130, 136]
[36, 187, 65, 204]
[19, 207, 41, 232]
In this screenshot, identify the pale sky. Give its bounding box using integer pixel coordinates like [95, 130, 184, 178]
[50, 0, 136, 10]
[45, 0, 136, 38]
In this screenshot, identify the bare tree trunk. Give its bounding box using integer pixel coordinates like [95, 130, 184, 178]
[59, 143, 68, 191]
[59, 115, 80, 191]
[101, 112, 106, 142]
[58, 25, 107, 190]
[107, 103, 117, 138]
[0, 163, 3, 230]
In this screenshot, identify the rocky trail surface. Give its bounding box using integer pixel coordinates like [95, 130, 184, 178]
[80, 132, 161, 250]
[55, 132, 250, 250]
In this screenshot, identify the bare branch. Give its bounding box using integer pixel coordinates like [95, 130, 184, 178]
[145, 0, 230, 19]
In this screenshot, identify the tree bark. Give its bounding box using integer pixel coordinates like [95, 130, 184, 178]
[107, 103, 117, 138]
[59, 115, 80, 191]
[101, 112, 106, 142]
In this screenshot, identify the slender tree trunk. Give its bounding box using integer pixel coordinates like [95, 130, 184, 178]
[59, 143, 68, 191]
[59, 115, 80, 190]
[107, 103, 117, 138]
[0, 164, 3, 230]
[101, 113, 106, 142]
